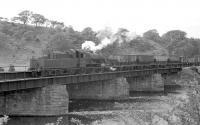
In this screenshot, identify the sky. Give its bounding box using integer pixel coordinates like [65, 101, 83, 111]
[0, 0, 200, 38]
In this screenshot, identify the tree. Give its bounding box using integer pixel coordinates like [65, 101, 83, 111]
[81, 27, 98, 42]
[55, 22, 65, 29]
[44, 19, 51, 28]
[64, 26, 84, 47]
[11, 17, 20, 23]
[115, 28, 129, 38]
[113, 28, 129, 43]
[48, 32, 74, 51]
[0, 32, 9, 47]
[189, 38, 200, 56]
[64, 26, 75, 33]
[12, 10, 32, 24]
[31, 13, 46, 27]
[162, 30, 187, 43]
[0, 18, 9, 22]
[143, 29, 161, 42]
[1, 23, 15, 36]
[49, 20, 64, 29]
[0, 17, 4, 21]
[161, 30, 187, 55]
[50, 20, 58, 28]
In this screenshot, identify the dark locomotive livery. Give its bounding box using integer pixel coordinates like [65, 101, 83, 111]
[29, 49, 200, 76]
[29, 49, 110, 76]
[30, 49, 106, 70]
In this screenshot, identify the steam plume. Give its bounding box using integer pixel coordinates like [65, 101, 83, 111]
[81, 27, 137, 52]
[82, 38, 112, 51]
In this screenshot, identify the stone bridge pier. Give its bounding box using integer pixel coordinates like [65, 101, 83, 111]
[0, 84, 68, 116]
[162, 72, 180, 85]
[127, 74, 164, 92]
[67, 77, 129, 100]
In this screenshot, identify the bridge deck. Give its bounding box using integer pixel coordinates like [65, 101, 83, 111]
[0, 62, 197, 80]
[0, 67, 182, 92]
[0, 62, 199, 92]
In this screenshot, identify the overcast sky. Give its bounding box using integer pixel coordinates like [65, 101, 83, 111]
[0, 0, 200, 37]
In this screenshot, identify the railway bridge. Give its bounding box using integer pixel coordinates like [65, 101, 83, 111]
[0, 62, 199, 116]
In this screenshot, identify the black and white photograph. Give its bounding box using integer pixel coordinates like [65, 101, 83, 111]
[0, 0, 200, 124]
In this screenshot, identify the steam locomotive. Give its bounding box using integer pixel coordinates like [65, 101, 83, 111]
[30, 49, 107, 70]
[29, 49, 111, 76]
[29, 49, 199, 76]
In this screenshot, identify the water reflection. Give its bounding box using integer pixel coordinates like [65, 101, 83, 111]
[6, 115, 96, 125]
[6, 116, 69, 125]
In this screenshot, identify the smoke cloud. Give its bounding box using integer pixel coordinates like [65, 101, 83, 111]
[81, 27, 137, 52]
[82, 38, 112, 51]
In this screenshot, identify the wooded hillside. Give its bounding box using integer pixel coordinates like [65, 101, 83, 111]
[0, 10, 200, 66]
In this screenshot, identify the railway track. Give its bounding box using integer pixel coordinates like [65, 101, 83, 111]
[0, 62, 198, 81]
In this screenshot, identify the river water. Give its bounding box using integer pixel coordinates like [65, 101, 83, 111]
[4, 85, 184, 125]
